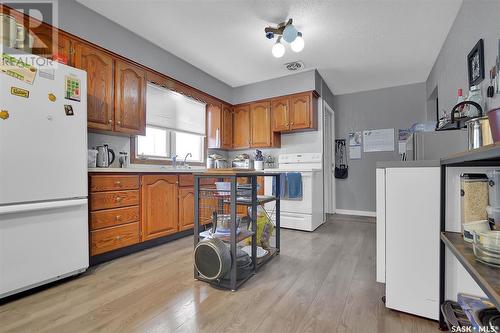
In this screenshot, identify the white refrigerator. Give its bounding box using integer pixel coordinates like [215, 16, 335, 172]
[0, 51, 89, 298]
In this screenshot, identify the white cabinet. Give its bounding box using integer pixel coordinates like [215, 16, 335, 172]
[377, 166, 440, 320]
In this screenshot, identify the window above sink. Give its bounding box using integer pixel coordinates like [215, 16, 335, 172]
[131, 83, 206, 165]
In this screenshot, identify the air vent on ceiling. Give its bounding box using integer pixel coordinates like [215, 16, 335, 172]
[284, 61, 305, 71]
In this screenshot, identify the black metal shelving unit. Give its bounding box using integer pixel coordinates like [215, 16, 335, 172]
[439, 143, 500, 329]
[193, 171, 281, 291]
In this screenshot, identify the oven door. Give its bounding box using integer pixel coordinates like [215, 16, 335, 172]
[264, 171, 313, 214]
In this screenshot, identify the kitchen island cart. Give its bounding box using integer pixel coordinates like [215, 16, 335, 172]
[193, 171, 281, 291]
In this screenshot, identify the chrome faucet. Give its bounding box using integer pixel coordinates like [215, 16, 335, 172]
[183, 153, 192, 167]
[171, 154, 178, 168]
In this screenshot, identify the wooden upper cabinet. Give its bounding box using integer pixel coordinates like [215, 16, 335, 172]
[250, 101, 280, 148]
[141, 175, 179, 241]
[74, 42, 114, 131]
[270, 92, 318, 133]
[206, 103, 222, 149]
[271, 97, 290, 132]
[233, 105, 251, 149]
[207, 103, 232, 150]
[290, 92, 313, 130]
[221, 104, 233, 149]
[178, 187, 195, 231]
[250, 101, 272, 147]
[114, 60, 146, 135]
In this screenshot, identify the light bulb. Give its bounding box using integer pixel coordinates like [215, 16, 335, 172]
[272, 37, 285, 58]
[291, 32, 304, 52]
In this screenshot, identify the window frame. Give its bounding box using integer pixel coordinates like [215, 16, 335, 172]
[135, 124, 172, 160]
[131, 127, 207, 166]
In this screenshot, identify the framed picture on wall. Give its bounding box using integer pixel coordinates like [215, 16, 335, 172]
[467, 39, 485, 87]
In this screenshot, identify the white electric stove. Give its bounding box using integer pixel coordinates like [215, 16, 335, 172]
[264, 153, 324, 231]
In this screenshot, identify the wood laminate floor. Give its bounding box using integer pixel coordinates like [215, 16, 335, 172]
[0, 214, 440, 333]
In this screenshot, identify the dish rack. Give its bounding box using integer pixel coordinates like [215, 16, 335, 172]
[193, 172, 281, 291]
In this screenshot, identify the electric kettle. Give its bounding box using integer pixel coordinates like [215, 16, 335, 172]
[96, 144, 115, 167]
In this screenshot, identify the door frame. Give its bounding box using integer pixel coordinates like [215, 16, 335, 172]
[323, 102, 336, 214]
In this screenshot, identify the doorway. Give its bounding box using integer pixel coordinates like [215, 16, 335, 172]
[323, 102, 335, 214]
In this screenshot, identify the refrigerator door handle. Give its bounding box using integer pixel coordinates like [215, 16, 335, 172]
[0, 199, 88, 215]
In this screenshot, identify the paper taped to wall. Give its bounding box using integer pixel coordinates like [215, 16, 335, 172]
[363, 128, 394, 152]
[349, 146, 361, 159]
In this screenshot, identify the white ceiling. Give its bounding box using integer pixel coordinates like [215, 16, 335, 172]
[77, 0, 462, 95]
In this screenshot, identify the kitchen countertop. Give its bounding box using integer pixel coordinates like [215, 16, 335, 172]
[88, 167, 206, 173]
[376, 160, 441, 169]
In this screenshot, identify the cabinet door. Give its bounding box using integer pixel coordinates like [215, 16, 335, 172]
[114, 60, 146, 135]
[221, 104, 233, 149]
[178, 187, 195, 231]
[74, 42, 114, 131]
[141, 175, 179, 241]
[290, 93, 312, 130]
[271, 97, 290, 132]
[207, 104, 222, 149]
[233, 105, 251, 149]
[250, 101, 272, 147]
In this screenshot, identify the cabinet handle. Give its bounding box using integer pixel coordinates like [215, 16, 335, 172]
[108, 119, 113, 124]
[117, 121, 122, 126]
[115, 236, 122, 240]
[115, 215, 121, 221]
[115, 196, 122, 202]
[115, 180, 122, 186]
[291, 122, 294, 125]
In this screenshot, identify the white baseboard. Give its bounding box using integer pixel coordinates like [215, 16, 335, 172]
[334, 209, 376, 218]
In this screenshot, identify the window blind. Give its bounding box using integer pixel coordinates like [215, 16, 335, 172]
[146, 83, 206, 135]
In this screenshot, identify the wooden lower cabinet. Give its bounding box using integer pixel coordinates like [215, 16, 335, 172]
[90, 175, 140, 192]
[178, 187, 195, 231]
[141, 175, 179, 241]
[91, 222, 140, 256]
[88, 173, 219, 258]
[90, 206, 140, 230]
[90, 190, 140, 211]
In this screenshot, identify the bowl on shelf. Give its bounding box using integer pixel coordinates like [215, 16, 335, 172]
[463, 220, 491, 243]
[473, 231, 500, 267]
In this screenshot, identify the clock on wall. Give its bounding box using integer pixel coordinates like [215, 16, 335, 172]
[467, 39, 485, 87]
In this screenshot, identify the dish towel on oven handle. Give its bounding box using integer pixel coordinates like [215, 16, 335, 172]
[286, 172, 302, 200]
[272, 173, 287, 198]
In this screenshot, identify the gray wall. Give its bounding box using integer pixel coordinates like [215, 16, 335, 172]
[334, 82, 427, 212]
[55, 0, 233, 103]
[232, 69, 316, 104]
[232, 69, 334, 107]
[426, 0, 500, 118]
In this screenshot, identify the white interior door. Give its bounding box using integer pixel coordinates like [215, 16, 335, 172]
[323, 103, 335, 214]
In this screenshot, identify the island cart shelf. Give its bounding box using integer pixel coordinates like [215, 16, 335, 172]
[439, 143, 500, 329]
[193, 171, 281, 291]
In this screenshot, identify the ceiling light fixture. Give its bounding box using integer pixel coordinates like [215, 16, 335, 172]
[265, 19, 304, 57]
[272, 36, 285, 58]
